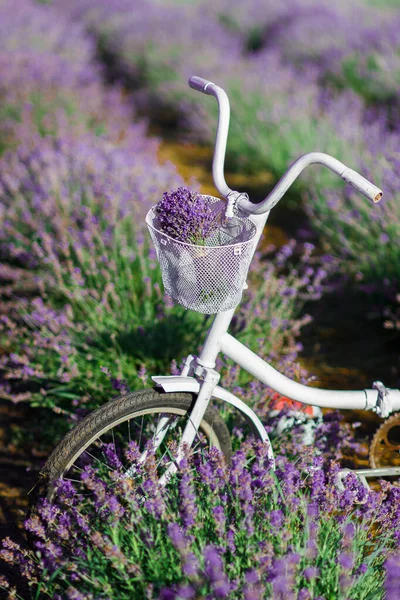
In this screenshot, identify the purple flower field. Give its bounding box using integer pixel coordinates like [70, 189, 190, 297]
[0, 0, 399, 598]
[2, 439, 400, 599]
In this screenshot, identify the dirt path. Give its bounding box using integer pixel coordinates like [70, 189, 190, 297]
[0, 401, 46, 595]
[0, 401, 44, 539]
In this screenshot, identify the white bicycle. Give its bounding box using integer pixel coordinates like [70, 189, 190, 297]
[33, 76, 400, 501]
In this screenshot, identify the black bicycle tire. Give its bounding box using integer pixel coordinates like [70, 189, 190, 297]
[30, 388, 232, 504]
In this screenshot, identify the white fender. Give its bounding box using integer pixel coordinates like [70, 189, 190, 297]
[152, 375, 275, 466]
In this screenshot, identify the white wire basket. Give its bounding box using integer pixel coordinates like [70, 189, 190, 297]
[145, 195, 257, 314]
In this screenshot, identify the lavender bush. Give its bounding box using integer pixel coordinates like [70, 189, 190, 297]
[0, 53, 154, 154]
[0, 130, 194, 411]
[0, 0, 95, 66]
[0, 0, 154, 155]
[208, 0, 400, 132]
[0, 231, 323, 418]
[305, 124, 400, 282]
[212, 0, 400, 113]
[60, 0, 398, 180]
[58, 0, 378, 170]
[57, 0, 241, 131]
[1, 440, 399, 599]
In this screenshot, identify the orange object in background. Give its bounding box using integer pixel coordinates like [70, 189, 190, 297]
[269, 392, 315, 416]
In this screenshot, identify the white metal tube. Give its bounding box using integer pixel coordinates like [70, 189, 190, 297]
[210, 85, 232, 198]
[197, 308, 236, 369]
[189, 76, 232, 198]
[158, 370, 220, 485]
[221, 333, 371, 410]
[353, 467, 400, 477]
[341, 168, 382, 203]
[237, 152, 383, 215]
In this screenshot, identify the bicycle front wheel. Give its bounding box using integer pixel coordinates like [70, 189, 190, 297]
[32, 388, 232, 503]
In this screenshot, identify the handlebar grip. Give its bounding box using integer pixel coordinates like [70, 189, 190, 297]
[341, 168, 383, 203]
[188, 76, 215, 95]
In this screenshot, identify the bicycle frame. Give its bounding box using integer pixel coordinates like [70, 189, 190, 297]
[154, 302, 400, 481]
[153, 76, 400, 483]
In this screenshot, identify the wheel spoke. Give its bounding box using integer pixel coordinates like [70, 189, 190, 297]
[83, 449, 113, 471]
[138, 416, 144, 450]
[70, 464, 83, 473]
[111, 428, 117, 457]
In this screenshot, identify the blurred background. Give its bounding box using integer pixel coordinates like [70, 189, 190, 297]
[0, 0, 399, 558]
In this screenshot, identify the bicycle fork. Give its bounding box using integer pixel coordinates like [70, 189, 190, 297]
[158, 365, 220, 486]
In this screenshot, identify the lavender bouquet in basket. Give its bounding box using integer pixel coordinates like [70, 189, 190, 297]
[154, 187, 223, 245]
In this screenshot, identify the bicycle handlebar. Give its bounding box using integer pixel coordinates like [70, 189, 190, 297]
[188, 75, 383, 212]
[237, 153, 383, 215]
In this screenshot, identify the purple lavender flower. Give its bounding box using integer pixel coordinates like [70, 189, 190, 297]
[303, 566, 319, 581]
[167, 523, 188, 554]
[212, 505, 226, 538]
[177, 457, 198, 530]
[183, 552, 199, 578]
[297, 589, 312, 600]
[385, 555, 400, 600]
[203, 545, 230, 599]
[339, 553, 354, 571]
[269, 509, 284, 531]
[154, 187, 221, 245]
